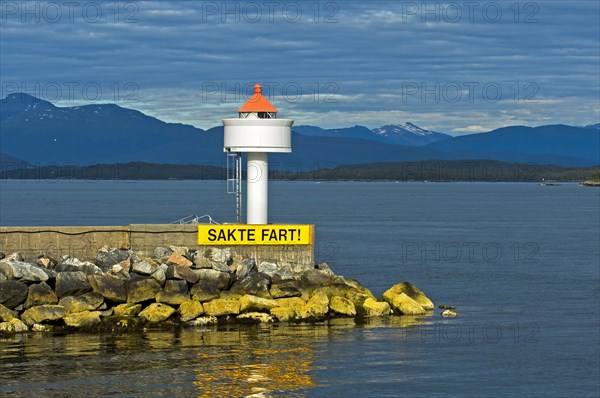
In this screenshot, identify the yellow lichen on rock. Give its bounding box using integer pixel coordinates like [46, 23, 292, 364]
[383, 282, 434, 310]
[359, 298, 391, 317]
[113, 303, 142, 316]
[203, 298, 241, 316]
[63, 311, 102, 327]
[329, 296, 356, 317]
[0, 303, 17, 321]
[20, 305, 67, 326]
[179, 300, 204, 322]
[270, 306, 296, 322]
[269, 297, 306, 321]
[298, 291, 329, 320]
[384, 292, 426, 315]
[139, 303, 176, 323]
[239, 295, 278, 313]
[0, 318, 28, 333]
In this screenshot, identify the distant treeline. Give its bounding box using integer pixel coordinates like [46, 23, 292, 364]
[284, 160, 600, 182]
[1, 160, 598, 182]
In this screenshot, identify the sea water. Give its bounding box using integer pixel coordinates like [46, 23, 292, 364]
[1, 180, 598, 397]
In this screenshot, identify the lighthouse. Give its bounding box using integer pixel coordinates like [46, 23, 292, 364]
[223, 83, 294, 224]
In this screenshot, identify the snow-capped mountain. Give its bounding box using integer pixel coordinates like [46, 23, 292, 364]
[372, 123, 451, 146]
[293, 123, 450, 146]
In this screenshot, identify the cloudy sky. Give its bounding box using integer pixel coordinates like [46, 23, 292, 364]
[1, 0, 598, 134]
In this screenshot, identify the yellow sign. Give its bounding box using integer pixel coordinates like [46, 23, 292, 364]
[198, 224, 313, 245]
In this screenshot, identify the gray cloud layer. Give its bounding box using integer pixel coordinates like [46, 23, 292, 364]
[1, 0, 598, 133]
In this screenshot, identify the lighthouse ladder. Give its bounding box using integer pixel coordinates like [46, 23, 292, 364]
[226, 152, 243, 223]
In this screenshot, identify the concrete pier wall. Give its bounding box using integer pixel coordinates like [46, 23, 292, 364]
[0, 224, 315, 270]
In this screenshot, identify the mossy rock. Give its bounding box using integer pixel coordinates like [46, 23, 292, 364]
[178, 300, 204, 322]
[139, 303, 176, 323]
[329, 296, 356, 317]
[64, 311, 102, 328]
[383, 282, 434, 310]
[358, 298, 391, 317]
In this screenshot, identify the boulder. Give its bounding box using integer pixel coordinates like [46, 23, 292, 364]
[297, 291, 329, 320]
[210, 261, 231, 273]
[150, 267, 167, 286]
[359, 298, 391, 317]
[233, 258, 255, 280]
[194, 269, 230, 289]
[383, 282, 434, 310]
[0, 280, 28, 309]
[126, 277, 162, 303]
[58, 292, 104, 314]
[113, 303, 142, 317]
[269, 280, 302, 298]
[312, 284, 357, 300]
[99, 308, 114, 317]
[36, 257, 56, 269]
[383, 292, 426, 315]
[300, 269, 333, 287]
[166, 252, 193, 268]
[203, 298, 241, 316]
[95, 246, 130, 273]
[0, 318, 28, 333]
[257, 261, 279, 277]
[156, 280, 190, 305]
[236, 312, 275, 323]
[239, 295, 278, 312]
[0, 260, 48, 283]
[24, 282, 58, 308]
[166, 265, 200, 284]
[139, 303, 176, 323]
[205, 248, 231, 263]
[5, 252, 24, 262]
[0, 262, 12, 280]
[178, 300, 204, 322]
[88, 274, 127, 302]
[190, 280, 220, 302]
[329, 296, 357, 317]
[63, 311, 102, 327]
[169, 246, 189, 257]
[20, 305, 66, 325]
[270, 297, 305, 321]
[0, 303, 17, 321]
[230, 273, 271, 298]
[154, 247, 172, 259]
[192, 253, 213, 269]
[56, 258, 103, 275]
[270, 306, 296, 322]
[132, 261, 155, 275]
[55, 271, 91, 297]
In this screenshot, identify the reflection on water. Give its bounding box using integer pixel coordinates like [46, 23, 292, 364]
[195, 345, 313, 397]
[0, 317, 430, 397]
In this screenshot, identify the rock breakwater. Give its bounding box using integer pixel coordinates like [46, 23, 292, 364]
[0, 246, 434, 333]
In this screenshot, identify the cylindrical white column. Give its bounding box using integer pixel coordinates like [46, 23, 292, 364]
[247, 152, 268, 224]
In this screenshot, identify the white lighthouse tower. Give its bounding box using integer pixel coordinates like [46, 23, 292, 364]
[223, 83, 294, 224]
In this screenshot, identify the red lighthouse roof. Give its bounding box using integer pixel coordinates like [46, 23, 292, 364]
[237, 83, 278, 113]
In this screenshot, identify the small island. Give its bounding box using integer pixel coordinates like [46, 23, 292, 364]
[581, 171, 600, 187]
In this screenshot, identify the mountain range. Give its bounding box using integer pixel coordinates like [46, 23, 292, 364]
[0, 93, 598, 169]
